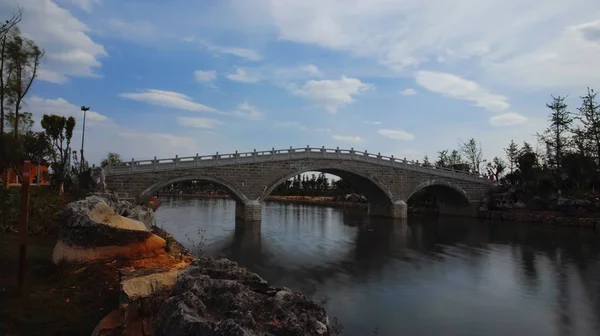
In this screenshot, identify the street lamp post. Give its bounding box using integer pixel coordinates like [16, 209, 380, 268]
[80, 106, 90, 172]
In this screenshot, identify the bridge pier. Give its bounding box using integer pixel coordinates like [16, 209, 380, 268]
[368, 200, 407, 219]
[235, 200, 262, 221]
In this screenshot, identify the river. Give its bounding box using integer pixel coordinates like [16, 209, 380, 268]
[156, 198, 600, 336]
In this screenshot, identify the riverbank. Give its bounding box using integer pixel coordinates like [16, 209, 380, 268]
[479, 209, 600, 229]
[1, 190, 333, 335]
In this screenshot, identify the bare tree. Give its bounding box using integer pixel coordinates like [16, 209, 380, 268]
[504, 140, 519, 173]
[0, 8, 22, 40]
[459, 138, 485, 174]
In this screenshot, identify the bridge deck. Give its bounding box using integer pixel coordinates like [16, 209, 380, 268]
[105, 147, 492, 185]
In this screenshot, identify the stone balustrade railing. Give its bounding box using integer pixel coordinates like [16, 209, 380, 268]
[105, 146, 493, 185]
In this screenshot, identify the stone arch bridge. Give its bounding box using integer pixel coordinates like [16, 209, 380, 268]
[104, 146, 493, 221]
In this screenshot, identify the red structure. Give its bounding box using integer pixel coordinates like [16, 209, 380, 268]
[0, 160, 50, 185]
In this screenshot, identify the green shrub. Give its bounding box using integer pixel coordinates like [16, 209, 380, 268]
[0, 186, 70, 237]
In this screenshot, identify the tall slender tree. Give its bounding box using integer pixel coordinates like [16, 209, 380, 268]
[576, 88, 600, 164]
[538, 95, 573, 186]
[504, 140, 519, 173]
[4, 27, 43, 138]
[459, 138, 484, 174]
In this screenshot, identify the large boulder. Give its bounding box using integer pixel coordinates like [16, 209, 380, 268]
[52, 193, 165, 264]
[154, 258, 330, 336]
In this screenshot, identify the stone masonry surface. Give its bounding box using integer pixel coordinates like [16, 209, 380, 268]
[105, 157, 492, 206]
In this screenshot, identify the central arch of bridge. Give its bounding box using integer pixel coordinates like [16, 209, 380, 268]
[259, 167, 407, 219]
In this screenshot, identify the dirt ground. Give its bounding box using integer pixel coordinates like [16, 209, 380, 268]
[0, 234, 120, 336]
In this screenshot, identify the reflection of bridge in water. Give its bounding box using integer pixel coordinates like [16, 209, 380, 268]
[204, 211, 600, 319]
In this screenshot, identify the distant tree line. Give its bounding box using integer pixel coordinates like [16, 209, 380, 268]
[424, 89, 600, 205]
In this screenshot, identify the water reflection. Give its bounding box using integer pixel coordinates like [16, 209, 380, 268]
[157, 198, 600, 336]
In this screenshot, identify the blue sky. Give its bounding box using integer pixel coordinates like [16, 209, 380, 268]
[1, 0, 600, 165]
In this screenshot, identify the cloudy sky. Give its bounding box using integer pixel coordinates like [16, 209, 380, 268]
[1, 0, 600, 165]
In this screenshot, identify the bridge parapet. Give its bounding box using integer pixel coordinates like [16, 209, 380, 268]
[105, 146, 492, 185]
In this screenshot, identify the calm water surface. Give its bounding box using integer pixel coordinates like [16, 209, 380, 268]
[156, 198, 600, 336]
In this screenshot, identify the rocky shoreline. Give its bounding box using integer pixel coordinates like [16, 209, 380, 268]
[53, 168, 333, 335]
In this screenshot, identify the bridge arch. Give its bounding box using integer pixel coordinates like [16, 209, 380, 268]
[259, 165, 395, 205]
[405, 180, 471, 205]
[140, 175, 249, 204]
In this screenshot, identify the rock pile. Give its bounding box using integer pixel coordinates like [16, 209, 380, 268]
[155, 257, 331, 336]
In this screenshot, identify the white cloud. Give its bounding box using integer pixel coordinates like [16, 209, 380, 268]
[26, 96, 109, 123]
[486, 20, 600, 90]
[177, 117, 222, 129]
[400, 88, 417, 96]
[300, 64, 322, 77]
[194, 70, 217, 82]
[0, 0, 108, 84]
[489, 113, 528, 126]
[363, 121, 382, 125]
[262, 0, 600, 88]
[291, 76, 371, 113]
[185, 36, 261, 61]
[105, 18, 157, 40]
[226, 68, 261, 83]
[377, 129, 415, 141]
[60, 0, 101, 12]
[332, 135, 365, 144]
[119, 89, 220, 113]
[415, 71, 510, 112]
[230, 102, 263, 119]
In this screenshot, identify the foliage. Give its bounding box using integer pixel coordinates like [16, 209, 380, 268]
[101, 152, 122, 168]
[459, 138, 485, 174]
[41, 114, 76, 192]
[0, 185, 68, 236]
[2, 26, 44, 138]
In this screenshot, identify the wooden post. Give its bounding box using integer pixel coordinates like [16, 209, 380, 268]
[18, 160, 32, 292]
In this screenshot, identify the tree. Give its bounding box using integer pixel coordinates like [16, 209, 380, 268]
[4, 27, 43, 138]
[0, 8, 22, 40]
[422, 155, 431, 167]
[101, 152, 122, 168]
[538, 95, 572, 174]
[504, 140, 519, 173]
[448, 150, 463, 167]
[486, 157, 506, 182]
[459, 138, 484, 174]
[41, 114, 76, 193]
[4, 110, 33, 134]
[576, 88, 600, 165]
[21, 130, 52, 163]
[436, 150, 449, 168]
